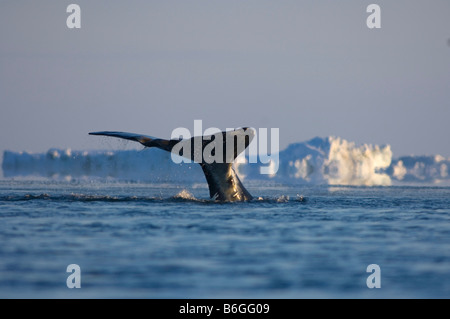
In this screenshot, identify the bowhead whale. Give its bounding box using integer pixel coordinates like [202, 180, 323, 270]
[89, 128, 255, 201]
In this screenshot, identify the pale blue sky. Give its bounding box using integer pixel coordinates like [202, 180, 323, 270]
[1, 0, 449, 161]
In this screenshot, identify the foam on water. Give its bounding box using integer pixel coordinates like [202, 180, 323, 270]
[172, 189, 198, 201]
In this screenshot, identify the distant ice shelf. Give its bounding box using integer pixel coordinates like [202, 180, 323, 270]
[2, 136, 449, 186]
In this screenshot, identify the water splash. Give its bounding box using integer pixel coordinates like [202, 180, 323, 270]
[172, 189, 197, 201]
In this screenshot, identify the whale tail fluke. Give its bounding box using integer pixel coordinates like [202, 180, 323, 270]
[89, 128, 255, 201]
[88, 131, 177, 152]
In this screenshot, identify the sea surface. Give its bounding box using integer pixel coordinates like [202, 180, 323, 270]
[0, 180, 449, 299]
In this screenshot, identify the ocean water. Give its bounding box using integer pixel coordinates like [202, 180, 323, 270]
[0, 180, 449, 299]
